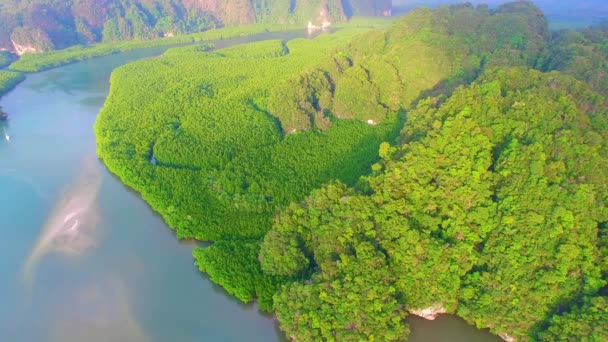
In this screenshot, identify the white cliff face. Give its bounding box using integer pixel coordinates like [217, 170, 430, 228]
[307, 21, 318, 30]
[499, 333, 516, 342]
[409, 305, 447, 320]
[307, 8, 332, 31]
[307, 20, 331, 31]
[11, 39, 41, 56]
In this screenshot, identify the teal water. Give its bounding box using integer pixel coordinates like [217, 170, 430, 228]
[0, 32, 501, 342]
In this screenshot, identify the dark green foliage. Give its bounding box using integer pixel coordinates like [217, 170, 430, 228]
[268, 1, 550, 132]
[0, 70, 24, 97]
[7, 17, 394, 73]
[0, 50, 13, 68]
[8, 24, 296, 72]
[193, 240, 286, 312]
[261, 67, 608, 341]
[537, 24, 608, 96]
[440, 69, 607, 339]
[92, 2, 608, 341]
[274, 240, 409, 341]
[0, 0, 390, 55]
[95, 28, 401, 313]
[537, 296, 608, 341]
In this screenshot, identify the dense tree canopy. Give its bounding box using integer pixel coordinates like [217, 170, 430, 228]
[268, 1, 550, 133]
[261, 67, 608, 341]
[93, 1, 608, 341]
[0, 0, 392, 53]
[95, 28, 404, 311]
[537, 21, 608, 96]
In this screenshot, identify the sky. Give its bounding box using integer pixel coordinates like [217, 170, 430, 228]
[391, 0, 608, 28]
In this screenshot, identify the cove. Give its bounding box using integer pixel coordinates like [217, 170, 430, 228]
[0, 31, 500, 342]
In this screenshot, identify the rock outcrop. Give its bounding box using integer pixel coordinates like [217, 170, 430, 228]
[11, 40, 42, 55]
[499, 333, 516, 342]
[409, 305, 447, 320]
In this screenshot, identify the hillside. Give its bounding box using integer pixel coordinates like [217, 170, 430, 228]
[0, 0, 392, 54]
[89, 1, 608, 341]
[262, 66, 608, 341]
[537, 21, 608, 97]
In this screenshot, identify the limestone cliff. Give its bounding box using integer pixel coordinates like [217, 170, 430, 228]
[0, 0, 393, 53]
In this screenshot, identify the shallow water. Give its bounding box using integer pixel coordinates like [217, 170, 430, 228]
[0, 31, 500, 342]
[408, 315, 501, 342]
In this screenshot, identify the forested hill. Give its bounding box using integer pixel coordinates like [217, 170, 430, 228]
[95, 1, 608, 341]
[0, 0, 391, 54]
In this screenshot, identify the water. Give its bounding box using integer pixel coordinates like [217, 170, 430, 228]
[409, 316, 501, 342]
[0, 32, 500, 342]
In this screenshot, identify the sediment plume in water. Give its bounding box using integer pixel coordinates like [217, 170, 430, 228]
[51, 276, 149, 342]
[22, 156, 102, 284]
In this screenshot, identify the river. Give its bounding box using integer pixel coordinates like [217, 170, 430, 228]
[0, 31, 501, 342]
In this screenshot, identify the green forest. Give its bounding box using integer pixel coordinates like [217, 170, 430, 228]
[0, 0, 391, 54]
[7, 24, 299, 72]
[94, 1, 608, 341]
[7, 16, 392, 73]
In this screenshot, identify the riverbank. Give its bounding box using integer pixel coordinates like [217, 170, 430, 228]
[8, 24, 299, 73]
[0, 43, 285, 342]
[8, 16, 394, 74]
[0, 71, 25, 99]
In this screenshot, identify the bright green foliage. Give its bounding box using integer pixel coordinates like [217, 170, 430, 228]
[7, 17, 393, 73]
[423, 68, 608, 340]
[371, 114, 497, 311]
[217, 39, 288, 58]
[537, 296, 608, 341]
[267, 2, 549, 133]
[537, 23, 608, 96]
[95, 29, 401, 311]
[261, 67, 608, 341]
[8, 24, 301, 72]
[274, 241, 409, 342]
[93, 2, 608, 341]
[193, 240, 286, 312]
[262, 185, 409, 340]
[0, 70, 24, 98]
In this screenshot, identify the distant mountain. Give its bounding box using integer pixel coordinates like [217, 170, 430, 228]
[0, 0, 392, 55]
[393, 0, 608, 28]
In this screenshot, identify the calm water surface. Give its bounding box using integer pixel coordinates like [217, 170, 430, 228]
[0, 31, 500, 342]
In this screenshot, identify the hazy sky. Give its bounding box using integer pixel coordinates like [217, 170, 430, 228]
[392, 0, 608, 28]
[392, 0, 608, 9]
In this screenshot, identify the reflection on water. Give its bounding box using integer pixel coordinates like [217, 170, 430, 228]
[22, 156, 102, 284]
[52, 276, 148, 342]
